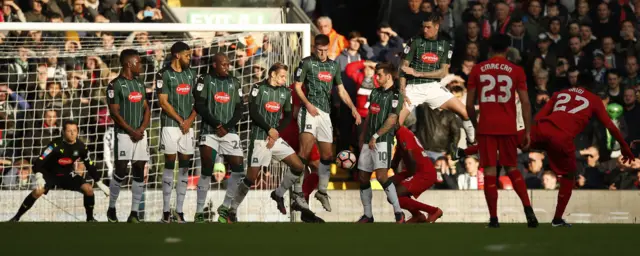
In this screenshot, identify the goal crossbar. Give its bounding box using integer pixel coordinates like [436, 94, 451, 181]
[0, 22, 312, 56]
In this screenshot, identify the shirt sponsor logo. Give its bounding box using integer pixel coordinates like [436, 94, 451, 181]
[128, 92, 143, 103]
[317, 71, 333, 82]
[215, 92, 231, 103]
[265, 101, 281, 113]
[176, 84, 191, 95]
[370, 103, 381, 114]
[58, 157, 73, 166]
[421, 53, 439, 64]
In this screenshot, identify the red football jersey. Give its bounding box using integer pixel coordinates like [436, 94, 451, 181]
[395, 126, 434, 175]
[467, 56, 527, 135]
[535, 87, 613, 138]
[280, 83, 302, 151]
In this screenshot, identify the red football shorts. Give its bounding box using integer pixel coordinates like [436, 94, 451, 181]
[530, 121, 576, 175]
[477, 134, 519, 167]
[401, 163, 436, 198]
[309, 144, 320, 162]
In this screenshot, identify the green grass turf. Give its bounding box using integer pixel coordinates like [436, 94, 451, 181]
[0, 223, 635, 255]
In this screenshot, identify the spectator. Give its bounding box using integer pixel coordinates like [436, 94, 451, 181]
[623, 88, 640, 143]
[569, 0, 591, 24]
[579, 23, 598, 56]
[136, 1, 162, 23]
[454, 19, 488, 66]
[316, 16, 348, 60]
[25, 0, 63, 22]
[622, 56, 640, 87]
[2, 0, 25, 37]
[491, 1, 511, 35]
[542, 171, 557, 190]
[523, 0, 544, 40]
[578, 146, 606, 189]
[507, 17, 531, 60]
[33, 81, 70, 121]
[545, 17, 565, 53]
[566, 36, 592, 71]
[532, 33, 557, 73]
[458, 156, 479, 190]
[371, 23, 404, 62]
[64, 0, 96, 23]
[607, 70, 624, 105]
[592, 53, 607, 86]
[414, 100, 462, 161]
[0, 84, 30, 121]
[593, 2, 620, 41]
[617, 20, 640, 57]
[336, 31, 373, 72]
[420, 0, 432, 13]
[232, 47, 250, 80]
[521, 151, 545, 189]
[566, 21, 580, 38]
[605, 156, 640, 190]
[242, 59, 266, 93]
[567, 67, 580, 88]
[599, 37, 623, 70]
[433, 156, 458, 189]
[44, 47, 68, 89]
[1, 159, 33, 190]
[436, 0, 455, 40]
[23, 109, 59, 159]
[390, 0, 428, 41]
[452, 56, 476, 82]
[118, 0, 138, 23]
[6, 45, 32, 84]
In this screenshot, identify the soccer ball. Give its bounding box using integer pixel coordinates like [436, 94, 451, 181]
[336, 150, 357, 169]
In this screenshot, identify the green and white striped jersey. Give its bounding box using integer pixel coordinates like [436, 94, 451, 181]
[403, 36, 452, 84]
[365, 87, 403, 143]
[294, 56, 342, 113]
[194, 73, 242, 134]
[106, 76, 146, 134]
[249, 82, 292, 141]
[156, 67, 196, 127]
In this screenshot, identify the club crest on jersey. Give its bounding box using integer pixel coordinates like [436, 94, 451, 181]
[58, 157, 73, 166]
[392, 100, 398, 108]
[280, 93, 285, 99]
[421, 53, 439, 64]
[238, 89, 243, 97]
[197, 83, 204, 91]
[296, 68, 302, 77]
[317, 71, 333, 82]
[265, 101, 281, 113]
[156, 80, 163, 88]
[73, 150, 78, 157]
[403, 45, 410, 54]
[438, 46, 443, 51]
[252, 88, 259, 97]
[128, 92, 143, 103]
[108, 89, 114, 98]
[370, 103, 381, 114]
[447, 50, 453, 59]
[215, 92, 231, 103]
[176, 84, 191, 95]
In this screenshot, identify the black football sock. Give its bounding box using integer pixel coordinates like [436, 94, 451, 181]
[84, 194, 95, 219]
[15, 194, 38, 220]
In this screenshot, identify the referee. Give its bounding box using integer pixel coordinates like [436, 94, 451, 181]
[10, 120, 102, 222]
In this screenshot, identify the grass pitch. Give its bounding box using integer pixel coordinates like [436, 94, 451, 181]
[0, 222, 635, 255]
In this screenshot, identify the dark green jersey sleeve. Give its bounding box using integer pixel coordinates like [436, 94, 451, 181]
[106, 81, 119, 105]
[294, 59, 308, 83]
[155, 71, 168, 95]
[403, 38, 417, 63]
[283, 88, 293, 112]
[223, 77, 245, 130]
[391, 91, 404, 116]
[332, 61, 342, 86]
[442, 42, 453, 65]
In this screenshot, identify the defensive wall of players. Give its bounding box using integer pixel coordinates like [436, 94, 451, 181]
[2, 190, 638, 223]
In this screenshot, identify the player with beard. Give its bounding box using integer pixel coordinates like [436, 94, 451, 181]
[193, 53, 245, 223]
[156, 42, 198, 223]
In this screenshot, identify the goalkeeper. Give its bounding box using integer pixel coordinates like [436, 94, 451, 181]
[193, 53, 245, 223]
[10, 120, 102, 222]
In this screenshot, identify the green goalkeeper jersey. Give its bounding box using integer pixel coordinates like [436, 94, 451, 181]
[294, 55, 342, 113]
[403, 36, 452, 84]
[193, 73, 242, 134]
[106, 76, 146, 134]
[156, 66, 196, 127]
[248, 82, 292, 141]
[364, 86, 403, 143]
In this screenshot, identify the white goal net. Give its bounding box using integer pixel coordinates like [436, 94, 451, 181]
[0, 23, 310, 222]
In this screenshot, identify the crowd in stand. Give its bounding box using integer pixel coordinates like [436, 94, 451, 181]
[0, 0, 639, 191]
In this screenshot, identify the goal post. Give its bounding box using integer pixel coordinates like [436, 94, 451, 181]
[0, 22, 310, 222]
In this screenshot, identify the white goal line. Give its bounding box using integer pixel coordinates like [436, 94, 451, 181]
[0, 22, 312, 57]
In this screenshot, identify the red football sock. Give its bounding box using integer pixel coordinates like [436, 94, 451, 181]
[464, 145, 479, 156]
[484, 175, 498, 218]
[507, 170, 531, 207]
[555, 177, 574, 219]
[399, 196, 438, 215]
[302, 172, 319, 201]
[398, 196, 422, 217]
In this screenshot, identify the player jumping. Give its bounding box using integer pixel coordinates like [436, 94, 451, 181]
[357, 63, 405, 223]
[10, 120, 102, 222]
[294, 34, 362, 212]
[106, 49, 151, 223]
[193, 53, 245, 223]
[399, 13, 475, 144]
[156, 42, 198, 223]
[390, 126, 443, 223]
[466, 34, 538, 228]
[529, 73, 634, 227]
[233, 63, 323, 223]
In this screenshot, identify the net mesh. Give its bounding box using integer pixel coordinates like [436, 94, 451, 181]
[0, 29, 304, 222]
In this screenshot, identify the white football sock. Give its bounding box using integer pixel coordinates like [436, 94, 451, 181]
[196, 175, 211, 213]
[318, 162, 330, 194]
[360, 185, 373, 218]
[162, 168, 174, 212]
[222, 172, 244, 207]
[108, 176, 121, 208]
[462, 119, 475, 143]
[175, 168, 189, 213]
[131, 180, 145, 212]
